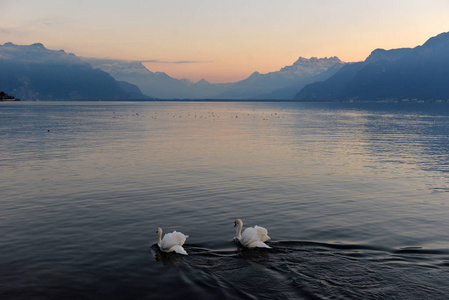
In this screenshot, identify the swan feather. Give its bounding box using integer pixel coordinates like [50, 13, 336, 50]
[240, 226, 271, 248]
[235, 219, 271, 248]
[157, 228, 189, 255]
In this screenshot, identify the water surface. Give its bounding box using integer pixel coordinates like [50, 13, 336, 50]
[1, 101, 449, 299]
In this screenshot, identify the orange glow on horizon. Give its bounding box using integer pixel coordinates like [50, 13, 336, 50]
[1, 0, 449, 83]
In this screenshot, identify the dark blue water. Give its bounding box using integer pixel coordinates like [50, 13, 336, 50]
[1, 101, 449, 299]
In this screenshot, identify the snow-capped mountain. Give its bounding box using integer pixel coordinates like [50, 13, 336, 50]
[280, 56, 343, 77]
[295, 31, 449, 101]
[86, 56, 344, 100]
[214, 56, 344, 99]
[84, 58, 189, 99]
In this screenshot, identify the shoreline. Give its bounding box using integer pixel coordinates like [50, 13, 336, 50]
[10, 99, 449, 104]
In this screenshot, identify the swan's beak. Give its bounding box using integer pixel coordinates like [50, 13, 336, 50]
[233, 221, 237, 227]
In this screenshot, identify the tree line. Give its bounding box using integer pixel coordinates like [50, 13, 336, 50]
[0, 91, 20, 101]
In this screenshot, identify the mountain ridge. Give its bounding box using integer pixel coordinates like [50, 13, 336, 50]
[214, 56, 344, 100]
[86, 56, 343, 99]
[0, 43, 148, 100]
[295, 31, 449, 101]
[4, 31, 449, 101]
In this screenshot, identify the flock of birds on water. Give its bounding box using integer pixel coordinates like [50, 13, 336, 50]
[156, 219, 271, 255]
[112, 110, 286, 122]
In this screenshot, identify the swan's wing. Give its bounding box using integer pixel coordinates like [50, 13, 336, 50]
[171, 245, 188, 255]
[160, 231, 188, 251]
[240, 227, 257, 246]
[240, 226, 270, 248]
[254, 226, 271, 242]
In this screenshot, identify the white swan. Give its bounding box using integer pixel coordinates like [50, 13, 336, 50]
[156, 227, 189, 255]
[234, 219, 271, 248]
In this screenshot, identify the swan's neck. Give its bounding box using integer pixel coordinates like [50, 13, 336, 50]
[235, 223, 243, 239]
[157, 230, 162, 245]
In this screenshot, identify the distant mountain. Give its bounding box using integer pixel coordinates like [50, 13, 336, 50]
[84, 58, 235, 99]
[295, 31, 449, 101]
[0, 43, 148, 100]
[84, 58, 233, 99]
[86, 56, 343, 100]
[84, 58, 187, 99]
[215, 57, 344, 100]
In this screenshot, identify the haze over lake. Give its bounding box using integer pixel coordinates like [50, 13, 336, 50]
[1, 101, 449, 299]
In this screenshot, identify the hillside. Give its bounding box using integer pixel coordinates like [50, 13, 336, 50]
[295, 32, 449, 101]
[0, 43, 147, 100]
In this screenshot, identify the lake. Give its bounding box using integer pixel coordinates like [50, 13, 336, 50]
[1, 101, 449, 299]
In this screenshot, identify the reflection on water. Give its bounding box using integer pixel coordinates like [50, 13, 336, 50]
[153, 248, 187, 267]
[1, 101, 449, 299]
[149, 241, 449, 299]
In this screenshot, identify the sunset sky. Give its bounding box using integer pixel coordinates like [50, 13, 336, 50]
[1, 0, 449, 83]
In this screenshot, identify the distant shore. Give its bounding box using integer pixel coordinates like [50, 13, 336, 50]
[0, 98, 21, 101]
[12, 98, 449, 103]
[0, 91, 20, 101]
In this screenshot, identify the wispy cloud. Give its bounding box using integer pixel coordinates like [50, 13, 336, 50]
[0, 26, 23, 37]
[0, 16, 68, 38]
[36, 18, 67, 28]
[0, 28, 12, 34]
[141, 60, 213, 64]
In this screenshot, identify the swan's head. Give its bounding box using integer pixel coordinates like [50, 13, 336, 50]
[234, 219, 243, 228]
[156, 227, 163, 235]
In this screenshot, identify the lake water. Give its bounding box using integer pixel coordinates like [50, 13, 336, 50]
[1, 101, 449, 299]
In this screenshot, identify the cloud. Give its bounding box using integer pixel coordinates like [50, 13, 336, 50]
[0, 28, 12, 34]
[141, 60, 213, 64]
[0, 17, 66, 39]
[35, 18, 68, 29]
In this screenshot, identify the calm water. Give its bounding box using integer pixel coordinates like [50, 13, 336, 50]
[1, 101, 449, 299]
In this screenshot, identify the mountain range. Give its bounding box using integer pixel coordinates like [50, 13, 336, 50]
[2, 31, 449, 101]
[295, 31, 449, 101]
[214, 56, 344, 100]
[0, 42, 343, 100]
[83, 58, 231, 99]
[0, 43, 147, 100]
[84, 56, 344, 100]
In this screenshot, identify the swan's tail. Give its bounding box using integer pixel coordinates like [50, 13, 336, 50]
[251, 241, 272, 249]
[171, 245, 188, 255]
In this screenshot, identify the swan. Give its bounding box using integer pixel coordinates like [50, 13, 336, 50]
[156, 227, 189, 255]
[234, 219, 271, 248]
